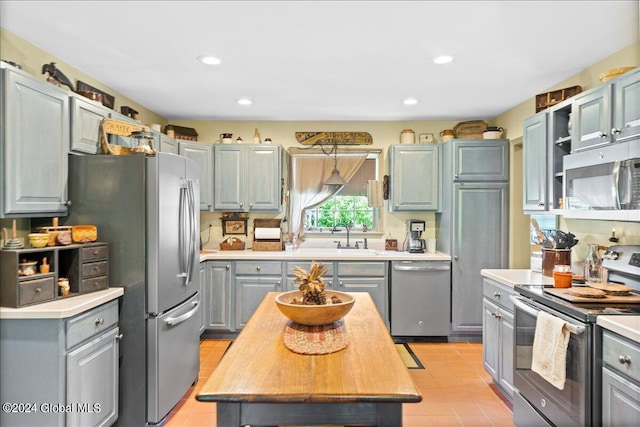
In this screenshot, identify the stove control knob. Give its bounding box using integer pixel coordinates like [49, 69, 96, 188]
[618, 355, 631, 365]
[540, 398, 547, 408]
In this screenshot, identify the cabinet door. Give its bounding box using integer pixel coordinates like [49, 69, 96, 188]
[235, 276, 283, 329]
[613, 67, 640, 143]
[451, 183, 508, 334]
[180, 141, 213, 211]
[158, 133, 179, 154]
[214, 145, 244, 210]
[66, 327, 119, 427]
[523, 112, 548, 211]
[602, 367, 640, 427]
[498, 308, 515, 399]
[199, 263, 206, 333]
[572, 85, 613, 151]
[247, 145, 281, 211]
[70, 95, 109, 154]
[451, 139, 509, 182]
[482, 299, 500, 381]
[389, 145, 439, 211]
[336, 277, 387, 325]
[205, 261, 233, 331]
[1, 66, 69, 217]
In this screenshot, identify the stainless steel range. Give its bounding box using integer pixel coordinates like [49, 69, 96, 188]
[511, 245, 640, 427]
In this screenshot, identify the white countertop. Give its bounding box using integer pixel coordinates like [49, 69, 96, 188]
[200, 249, 451, 262]
[481, 268, 554, 288]
[0, 287, 123, 319]
[597, 316, 640, 344]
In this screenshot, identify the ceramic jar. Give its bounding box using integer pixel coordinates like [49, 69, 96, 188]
[400, 129, 415, 144]
[440, 129, 454, 142]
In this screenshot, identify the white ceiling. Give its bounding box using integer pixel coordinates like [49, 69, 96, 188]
[1, 1, 638, 121]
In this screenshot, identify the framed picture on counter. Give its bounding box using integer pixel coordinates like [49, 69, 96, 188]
[222, 219, 247, 236]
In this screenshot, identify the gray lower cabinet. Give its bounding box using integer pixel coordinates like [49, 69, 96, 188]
[601, 329, 640, 426]
[388, 144, 440, 211]
[285, 261, 335, 290]
[0, 300, 120, 427]
[204, 261, 234, 331]
[335, 261, 388, 327]
[1, 61, 70, 218]
[199, 262, 206, 333]
[482, 278, 515, 401]
[235, 261, 283, 329]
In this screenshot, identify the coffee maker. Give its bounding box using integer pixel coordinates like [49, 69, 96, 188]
[407, 220, 426, 253]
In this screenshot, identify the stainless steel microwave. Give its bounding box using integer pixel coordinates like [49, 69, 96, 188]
[563, 139, 640, 221]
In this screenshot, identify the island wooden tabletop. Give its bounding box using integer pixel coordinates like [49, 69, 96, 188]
[197, 292, 421, 404]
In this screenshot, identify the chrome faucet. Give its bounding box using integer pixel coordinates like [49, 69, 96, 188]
[331, 224, 352, 248]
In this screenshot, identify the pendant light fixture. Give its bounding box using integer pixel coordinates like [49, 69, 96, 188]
[324, 140, 347, 186]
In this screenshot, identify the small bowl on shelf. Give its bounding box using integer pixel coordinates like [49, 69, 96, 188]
[28, 233, 50, 248]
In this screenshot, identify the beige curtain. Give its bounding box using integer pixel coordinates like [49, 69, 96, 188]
[289, 150, 368, 240]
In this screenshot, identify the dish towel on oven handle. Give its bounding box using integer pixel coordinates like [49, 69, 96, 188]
[531, 311, 570, 390]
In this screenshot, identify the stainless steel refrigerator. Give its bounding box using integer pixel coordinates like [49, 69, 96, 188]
[67, 152, 201, 426]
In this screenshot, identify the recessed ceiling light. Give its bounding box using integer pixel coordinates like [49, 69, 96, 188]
[403, 98, 419, 105]
[197, 55, 221, 65]
[433, 55, 454, 64]
[237, 98, 253, 106]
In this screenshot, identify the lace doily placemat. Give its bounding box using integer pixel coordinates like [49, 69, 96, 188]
[283, 320, 349, 354]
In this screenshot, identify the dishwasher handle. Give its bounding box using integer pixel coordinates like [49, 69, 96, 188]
[393, 265, 450, 272]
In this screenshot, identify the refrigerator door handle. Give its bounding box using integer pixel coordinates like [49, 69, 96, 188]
[185, 179, 198, 285]
[165, 300, 200, 326]
[178, 179, 189, 284]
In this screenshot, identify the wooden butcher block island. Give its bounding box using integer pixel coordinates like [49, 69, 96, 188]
[197, 292, 421, 426]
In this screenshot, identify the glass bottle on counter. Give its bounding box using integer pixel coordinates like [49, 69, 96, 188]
[584, 244, 602, 282]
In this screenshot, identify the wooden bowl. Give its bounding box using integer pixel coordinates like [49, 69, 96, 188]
[275, 290, 355, 326]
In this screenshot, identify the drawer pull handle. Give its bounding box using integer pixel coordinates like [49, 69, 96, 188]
[618, 355, 631, 365]
[93, 251, 99, 256]
[226, 264, 230, 270]
[116, 333, 124, 341]
[35, 287, 41, 293]
[256, 266, 261, 271]
[95, 318, 104, 325]
[494, 292, 501, 298]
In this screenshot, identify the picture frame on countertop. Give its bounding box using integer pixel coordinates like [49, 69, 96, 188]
[222, 219, 247, 236]
[418, 133, 435, 143]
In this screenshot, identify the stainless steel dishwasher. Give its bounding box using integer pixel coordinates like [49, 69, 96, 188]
[390, 260, 451, 337]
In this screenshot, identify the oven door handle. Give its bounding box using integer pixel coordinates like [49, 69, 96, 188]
[510, 295, 585, 335]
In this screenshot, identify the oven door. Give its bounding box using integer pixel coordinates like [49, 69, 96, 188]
[512, 295, 593, 427]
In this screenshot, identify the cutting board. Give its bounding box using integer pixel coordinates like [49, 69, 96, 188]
[544, 287, 640, 304]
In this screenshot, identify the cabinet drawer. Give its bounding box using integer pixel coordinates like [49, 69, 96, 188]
[19, 277, 56, 306]
[337, 261, 386, 277]
[81, 245, 108, 261]
[483, 279, 515, 312]
[286, 261, 334, 277]
[66, 300, 118, 349]
[603, 331, 640, 383]
[78, 276, 108, 294]
[235, 261, 282, 276]
[81, 260, 108, 277]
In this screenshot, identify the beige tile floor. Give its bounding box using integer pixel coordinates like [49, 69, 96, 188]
[164, 340, 515, 427]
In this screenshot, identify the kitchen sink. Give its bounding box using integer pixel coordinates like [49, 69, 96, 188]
[294, 248, 382, 256]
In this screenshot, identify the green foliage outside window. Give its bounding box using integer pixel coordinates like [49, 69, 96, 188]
[305, 196, 373, 230]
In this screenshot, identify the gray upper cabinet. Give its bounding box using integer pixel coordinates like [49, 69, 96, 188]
[612, 67, 640, 143]
[1, 62, 70, 218]
[214, 144, 281, 212]
[523, 112, 548, 211]
[388, 144, 439, 211]
[158, 135, 213, 211]
[572, 83, 613, 152]
[70, 94, 111, 154]
[450, 139, 509, 182]
[179, 141, 214, 211]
